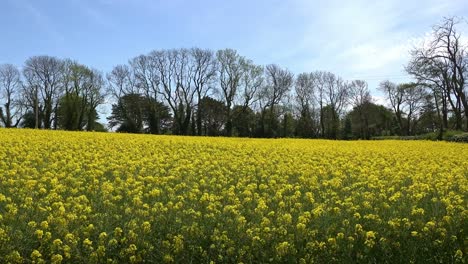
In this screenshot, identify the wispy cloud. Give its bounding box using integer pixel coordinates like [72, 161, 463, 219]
[10, 0, 65, 45]
[70, 0, 115, 29]
[273, 0, 468, 90]
[2, 0, 467, 91]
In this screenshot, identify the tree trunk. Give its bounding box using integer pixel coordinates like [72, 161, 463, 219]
[454, 106, 462, 131]
[319, 103, 324, 137]
[442, 91, 448, 129]
[225, 104, 232, 136]
[283, 114, 287, 138]
[196, 108, 202, 136]
[332, 111, 338, 139]
[460, 93, 468, 132]
[181, 106, 192, 135]
[407, 111, 412, 136]
[358, 107, 364, 139]
[396, 111, 403, 136]
[260, 108, 266, 138]
[191, 112, 196, 136]
[35, 88, 39, 129]
[4, 101, 12, 128]
[269, 106, 276, 138]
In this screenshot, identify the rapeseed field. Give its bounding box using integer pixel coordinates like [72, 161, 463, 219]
[0, 129, 466, 263]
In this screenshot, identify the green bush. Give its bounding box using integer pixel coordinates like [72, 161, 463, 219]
[442, 130, 466, 141]
[370, 136, 400, 140]
[447, 133, 468, 143]
[416, 132, 439, 140]
[371, 130, 468, 143]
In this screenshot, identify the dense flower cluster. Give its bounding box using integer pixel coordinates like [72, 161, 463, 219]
[0, 129, 466, 263]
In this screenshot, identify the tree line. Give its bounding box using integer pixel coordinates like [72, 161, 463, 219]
[1, 17, 467, 139]
[0, 58, 105, 131]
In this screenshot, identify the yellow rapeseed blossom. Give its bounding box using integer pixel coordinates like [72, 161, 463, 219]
[0, 129, 466, 263]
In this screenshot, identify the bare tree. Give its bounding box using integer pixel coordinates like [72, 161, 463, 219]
[216, 49, 245, 136]
[295, 72, 316, 137]
[190, 48, 217, 135]
[259, 64, 293, 137]
[379, 80, 406, 135]
[0, 64, 23, 127]
[173, 49, 195, 135]
[322, 72, 348, 139]
[131, 54, 159, 100]
[60, 60, 89, 130]
[238, 59, 263, 110]
[406, 17, 468, 131]
[107, 64, 138, 99]
[263, 64, 294, 110]
[406, 57, 450, 132]
[129, 54, 168, 134]
[86, 69, 106, 130]
[295, 73, 314, 110]
[348, 80, 372, 138]
[310, 71, 326, 136]
[23, 56, 64, 129]
[402, 83, 427, 135]
[152, 50, 176, 132]
[348, 80, 371, 108]
[57, 61, 106, 130]
[106, 64, 140, 132]
[151, 49, 195, 135]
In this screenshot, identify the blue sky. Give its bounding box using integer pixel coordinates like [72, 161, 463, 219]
[1, 0, 468, 108]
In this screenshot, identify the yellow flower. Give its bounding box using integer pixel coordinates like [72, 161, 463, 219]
[0, 129, 466, 262]
[51, 254, 63, 264]
[40, 221, 49, 229]
[83, 238, 93, 248]
[6, 250, 23, 263]
[366, 231, 376, 240]
[275, 242, 290, 257]
[173, 235, 184, 253]
[31, 249, 42, 259]
[99, 232, 107, 241]
[336, 233, 345, 240]
[35, 229, 44, 239]
[163, 254, 174, 263]
[355, 224, 363, 232]
[142, 221, 151, 233]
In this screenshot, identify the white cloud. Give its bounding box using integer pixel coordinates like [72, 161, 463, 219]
[268, 0, 467, 94]
[372, 95, 389, 107]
